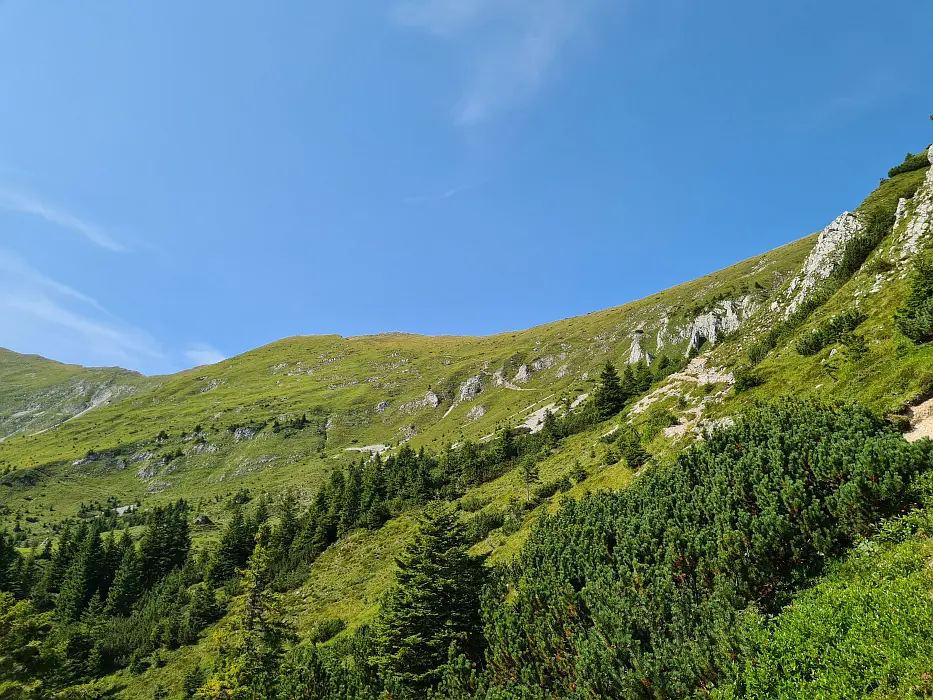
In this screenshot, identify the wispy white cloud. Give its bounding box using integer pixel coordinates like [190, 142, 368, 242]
[0, 188, 127, 252]
[185, 344, 226, 367]
[394, 0, 604, 125]
[0, 250, 109, 314]
[0, 249, 163, 370]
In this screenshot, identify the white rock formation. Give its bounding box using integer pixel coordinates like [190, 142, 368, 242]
[400, 391, 441, 414]
[627, 330, 654, 365]
[896, 146, 933, 263]
[513, 364, 531, 383]
[458, 375, 483, 402]
[656, 317, 670, 350]
[375, 400, 389, 413]
[465, 405, 486, 422]
[683, 297, 756, 354]
[780, 211, 862, 317]
[531, 356, 556, 372]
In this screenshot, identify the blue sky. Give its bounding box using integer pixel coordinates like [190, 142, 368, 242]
[1, 0, 931, 375]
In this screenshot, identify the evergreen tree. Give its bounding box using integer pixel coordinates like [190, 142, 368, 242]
[593, 361, 626, 419]
[138, 502, 191, 588]
[519, 456, 541, 502]
[540, 408, 560, 448]
[104, 541, 143, 617]
[359, 455, 388, 529]
[372, 502, 488, 692]
[197, 524, 295, 699]
[338, 461, 362, 537]
[491, 427, 516, 466]
[205, 507, 252, 587]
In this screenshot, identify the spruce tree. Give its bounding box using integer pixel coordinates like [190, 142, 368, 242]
[519, 456, 541, 502]
[372, 502, 488, 692]
[104, 542, 143, 617]
[196, 524, 295, 699]
[594, 361, 626, 419]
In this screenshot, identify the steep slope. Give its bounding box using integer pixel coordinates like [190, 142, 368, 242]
[0, 348, 149, 442]
[0, 234, 813, 520]
[2, 144, 933, 700]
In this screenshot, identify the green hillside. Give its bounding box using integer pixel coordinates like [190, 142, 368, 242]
[0, 348, 150, 442]
[1, 144, 932, 699]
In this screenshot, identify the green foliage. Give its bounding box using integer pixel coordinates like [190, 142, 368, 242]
[479, 401, 931, 698]
[739, 535, 933, 699]
[593, 362, 626, 419]
[896, 252, 933, 343]
[794, 309, 867, 356]
[733, 368, 763, 393]
[372, 502, 488, 693]
[197, 524, 296, 699]
[887, 149, 931, 178]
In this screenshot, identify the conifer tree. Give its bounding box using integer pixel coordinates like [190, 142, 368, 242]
[594, 361, 627, 419]
[519, 456, 541, 502]
[372, 502, 488, 692]
[196, 524, 295, 699]
[104, 541, 143, 617]
[205, 506, 252, 586]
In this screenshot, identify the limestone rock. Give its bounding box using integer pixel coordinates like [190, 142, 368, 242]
[194, 514, 213, 525]
[514, 365, 532, 383]
[458, 376, 483, 402]
[627, 330, 654, 365]
[466, 405, 486, 422]
[234, 427, 257, 443]
[375, 400, 389, 413]
[781, 212, 862, 317]
[400, 391, 441, 415]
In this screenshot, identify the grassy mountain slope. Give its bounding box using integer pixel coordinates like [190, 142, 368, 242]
[0, 348, 149, 442]
[2, 145, 932, 698]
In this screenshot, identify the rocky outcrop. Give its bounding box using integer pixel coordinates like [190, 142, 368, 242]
[465, 405, 486, 421]
[458, 376, 483, 402]
[375, 400, 390, 413]
[234, 427, 257, 443]
[656, 317, 670, 350]
[683, 297, 756, 354]
[779, 211, 862, 317]
[400, 391, 441, 414]
[627, 330, 654, 365]
[513, 365, 531, 383]
[896, 146, 933, 264]
[531, 356, 556, 372]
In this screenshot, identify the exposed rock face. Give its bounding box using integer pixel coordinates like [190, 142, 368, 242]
[400, 391, 441, 414]
[466, 405, 486, 422]
[375, 400, 389, 413]
[627, 330, 654, 365]
[458, 375, 483, 402]
[194, 514, 213, 525]
[780, 211, 862, 317]
[531, 356, 556, 372]
[234, 427, 257, 443]
[555, 364, 570, 379]
[683, 298, 756, 354]
[656, 317, 670, 350]
[897, 146, 933, 264]
[514, 365, 531, 383]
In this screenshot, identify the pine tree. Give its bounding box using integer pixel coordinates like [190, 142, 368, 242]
[359, 455, 388, 529]
[104, 541, 143, 617]
[594, 361, 627, 419]
[205, 506, 252, 587]
[491, 427, 516, 465]
[372, 502, 488, 692]
[338, 461, 362, 537]
[541, 408, 560, 448]
[519, 456, 541, 502]
[196, 524, 295, 699]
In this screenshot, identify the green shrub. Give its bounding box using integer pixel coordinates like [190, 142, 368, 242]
[480, 401, 932, 698]
[887, 149, 931, 178]
[794, 310, 866, 356]
[895, 252, 933, 343]
[733, 368, 764, 393]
